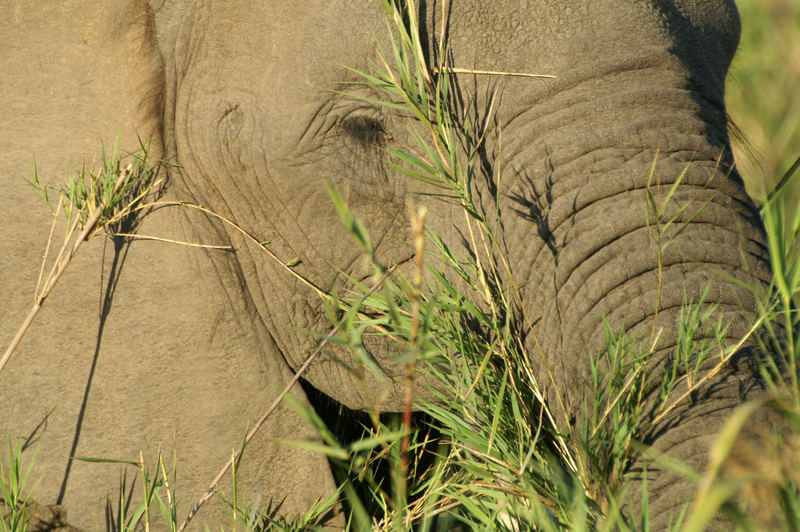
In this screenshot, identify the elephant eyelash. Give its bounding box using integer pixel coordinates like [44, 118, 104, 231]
[339, 115, 393, 148]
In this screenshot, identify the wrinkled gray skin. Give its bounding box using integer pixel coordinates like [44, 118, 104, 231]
[1, 0, 771, 529]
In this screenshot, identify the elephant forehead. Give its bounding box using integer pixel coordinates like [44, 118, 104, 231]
[442, 0, 738, 74]
[175, 2, 385, 151]
[174, 1, 740, 152]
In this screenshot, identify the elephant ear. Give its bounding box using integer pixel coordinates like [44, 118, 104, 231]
[114, 0, 167, 141]
[1, 3, 344, 530]
[2, 0, 164, 176]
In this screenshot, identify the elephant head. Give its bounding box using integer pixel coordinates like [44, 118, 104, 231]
[152, 0, 770, 524]
[0, 0, 772, 529]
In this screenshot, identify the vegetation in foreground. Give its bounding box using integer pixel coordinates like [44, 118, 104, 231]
[2, 1, 799, 531]
[728, 0, 800, 205]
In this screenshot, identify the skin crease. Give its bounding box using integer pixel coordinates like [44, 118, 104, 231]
[0, 0, 772, 529]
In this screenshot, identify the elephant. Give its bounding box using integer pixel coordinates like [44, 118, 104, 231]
[0, 0, 773, 529]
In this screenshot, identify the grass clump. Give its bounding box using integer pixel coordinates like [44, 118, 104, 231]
[314, 0, 591, 528]
[756, 171, 800, 407]
[728, 0, 800, 205]
[0, 438, 40, 532]
[305, 0, 800, 530]
[73, 450, 180, 532]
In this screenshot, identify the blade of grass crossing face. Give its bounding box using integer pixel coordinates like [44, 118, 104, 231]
[487, 366, 509, 454]
[388, 148, 441, 183]
[658, 164, 688, 219]
[765, 203, 791, 302]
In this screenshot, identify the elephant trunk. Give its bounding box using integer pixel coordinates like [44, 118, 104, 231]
[496, 56, 772, 526]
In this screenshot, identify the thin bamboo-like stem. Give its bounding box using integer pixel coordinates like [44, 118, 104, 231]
[177, 266, 396, 532]
[127, 200, 330, 301]
[0, 167, 131, 376]
[434, 67, 555, 79]
[35, 195, 63, 300]
[111, 233, 234, 250]
[401, 202, 426, 479]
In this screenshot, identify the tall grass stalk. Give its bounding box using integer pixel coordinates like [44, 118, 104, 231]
[328, 0, 591, 526]
[757, 160, 800, 407]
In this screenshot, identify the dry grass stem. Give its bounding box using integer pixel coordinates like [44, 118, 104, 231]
[34, 196, 63, 300]
[434, 67, 555, 79]
[111, 233, 234, 250]
[0, 165, 132, 376]
[140, 200, 330, 301]
[401, 202, 426, 477]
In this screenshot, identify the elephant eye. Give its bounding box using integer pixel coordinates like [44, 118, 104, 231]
[339, 115, 392, 148]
